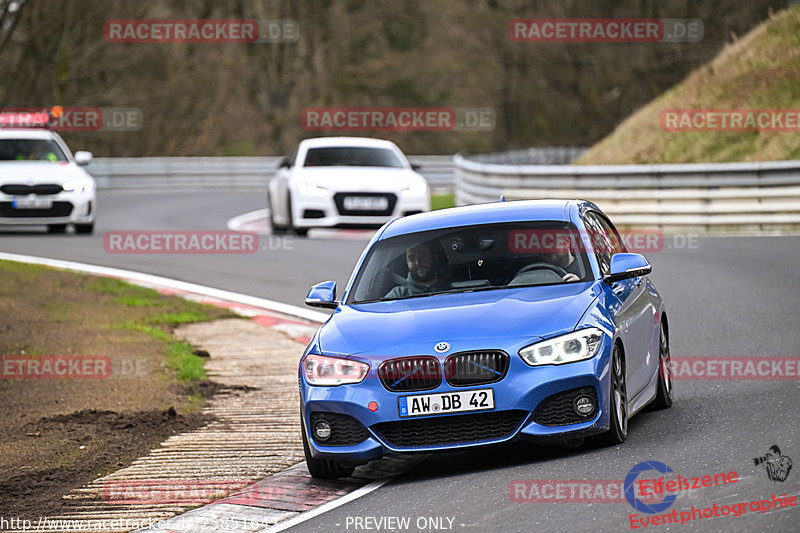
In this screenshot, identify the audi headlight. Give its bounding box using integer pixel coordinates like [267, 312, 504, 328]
[401, 180, 428, 197]
[519, 328, 604, 366]
[62, 178, 94, 193]
[304, 354, 369, 386]
[296, 179, 328, 196]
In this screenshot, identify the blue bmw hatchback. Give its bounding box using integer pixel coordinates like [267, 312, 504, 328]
[300, 200, 673, 478]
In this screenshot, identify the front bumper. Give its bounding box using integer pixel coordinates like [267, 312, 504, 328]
[300, 337, 614, 461]
[291, 190, 429, 230]
[0, 191, 96, 225]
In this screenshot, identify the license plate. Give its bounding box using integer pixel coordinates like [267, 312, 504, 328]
[12, 198, 52, 209]
[398, 388, 494, 417]
[343, 196, 388, 211]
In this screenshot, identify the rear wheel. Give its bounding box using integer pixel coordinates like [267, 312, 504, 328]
[47, 224, 67, 234]
[649, 322, 673, 410]
[302, 420, 354, 479]
[595, 344, 628, 446]
[268, 192, 287, 234]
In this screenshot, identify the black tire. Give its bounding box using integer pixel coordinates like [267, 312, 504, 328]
[302, 421, 354, 479]
[595, 344, 628, 446]
[649, 322, 674, 410]
[47, 224, 67, 234]
[286, 196, 309, 237]
[74, 223, 94, 235]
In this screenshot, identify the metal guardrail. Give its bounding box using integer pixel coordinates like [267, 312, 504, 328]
[454, 154, 800, 231]
[86, 149, 588, 192]
[466, 147, 587, 165]
[87, 155, 457, 191]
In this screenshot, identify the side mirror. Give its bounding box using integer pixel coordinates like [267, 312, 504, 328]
[305, 280, 339, 309]
[74, 151, 93, 166]
[604, 253, 652, 284]
[410, 163, 421, 172]
[278, 156, 292, 169]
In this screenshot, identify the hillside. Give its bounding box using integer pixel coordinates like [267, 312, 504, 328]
[0, 0, 786, 157]
[579, 4, 800, 164]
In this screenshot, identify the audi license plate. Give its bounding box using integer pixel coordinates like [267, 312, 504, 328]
[398, 388, 494, 417]
[343, 196, 388, 211]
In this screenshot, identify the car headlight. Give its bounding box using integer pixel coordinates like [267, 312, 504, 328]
[303, 354, 369, 386]
[296, 179, 328, 196]
[401, 181, 428, 197]
[519, 328, 604, 366]
[62, 178, 94, 193]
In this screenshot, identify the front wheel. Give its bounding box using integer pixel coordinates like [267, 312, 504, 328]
[649, 322, 673, 410]
[594, 344, 628, 446]
[302, 421, 354, 479]
[287, 196, 309, 237]
[75, 223, 94, 234]
[47, 224, 67, 234]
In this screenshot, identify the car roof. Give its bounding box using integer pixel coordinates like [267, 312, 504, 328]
[379, 199, 587, 239]
[0, 128, 57, 139]
[299, 136, 400, 149]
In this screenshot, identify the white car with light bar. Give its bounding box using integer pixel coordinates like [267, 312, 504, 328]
[268, 137, 430, 236]
[0, 112, 96, 234]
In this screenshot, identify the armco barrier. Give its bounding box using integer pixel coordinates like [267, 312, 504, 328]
[454, 154, 800, 232]
[86, 156, 456, 192]
[85, 149, 587, 193]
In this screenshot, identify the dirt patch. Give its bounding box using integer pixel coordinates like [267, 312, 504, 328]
[0, 261, 236, 521]
[1, 407, 213, 519]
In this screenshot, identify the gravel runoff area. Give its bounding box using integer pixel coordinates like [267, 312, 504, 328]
[6, 319, 420, 533]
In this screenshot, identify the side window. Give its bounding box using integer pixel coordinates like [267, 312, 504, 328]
[583, 212, 623, 276]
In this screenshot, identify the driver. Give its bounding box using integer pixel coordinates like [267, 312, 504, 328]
[540, 249, 581, 282]
[384, 240, 450, 299]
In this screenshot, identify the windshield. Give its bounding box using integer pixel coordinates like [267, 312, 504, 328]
[303, 147, 404, 168]
[0, 139, 67, 162]
[347, 221, 593, 304]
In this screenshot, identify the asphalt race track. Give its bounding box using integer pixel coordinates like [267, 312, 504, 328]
[1, 190, 798, 532]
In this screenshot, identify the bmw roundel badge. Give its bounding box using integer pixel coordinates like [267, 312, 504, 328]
[434, 342, 450, 353]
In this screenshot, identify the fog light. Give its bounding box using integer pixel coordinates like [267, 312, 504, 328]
[574, 395, 595, 416]
[314, 420, 332, 441]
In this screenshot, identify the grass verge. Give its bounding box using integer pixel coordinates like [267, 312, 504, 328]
[0, 260, 236, 518]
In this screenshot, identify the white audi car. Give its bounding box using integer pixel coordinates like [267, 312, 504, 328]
[0, 127, 96, 234]
[268, 137, 430, 236]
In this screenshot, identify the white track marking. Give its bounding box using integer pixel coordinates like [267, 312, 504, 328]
[227, 208, 377, 239]
[264, 477, 395, 532]
[227, 208, 270, 233]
